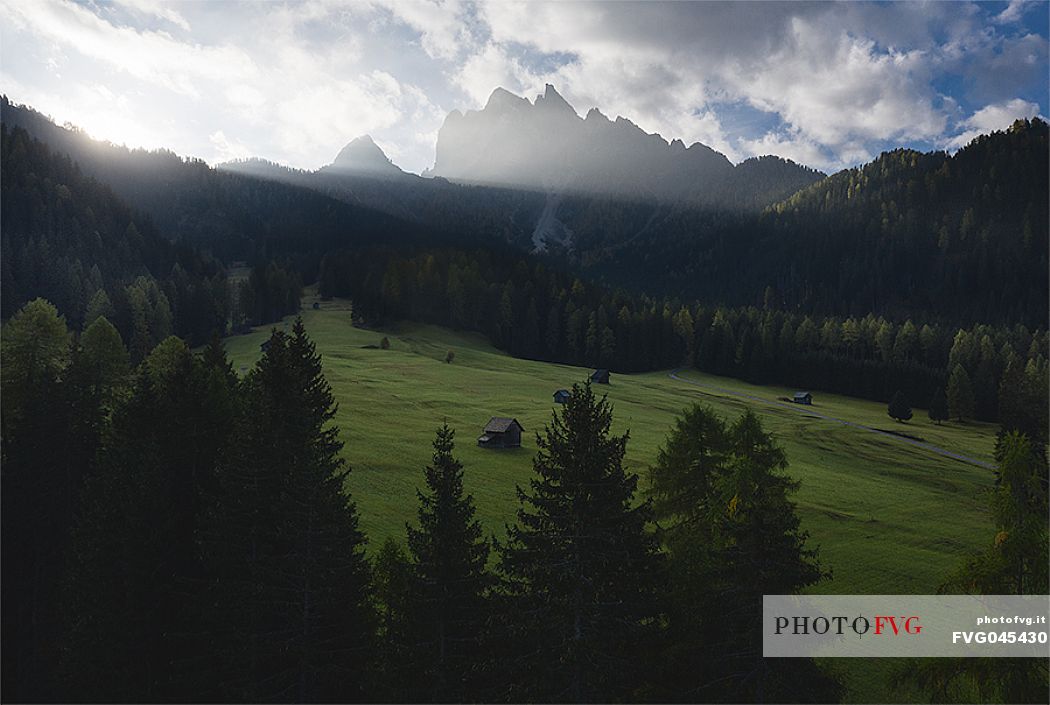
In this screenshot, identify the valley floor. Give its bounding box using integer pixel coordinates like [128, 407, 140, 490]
[222, 295, 1001, 703]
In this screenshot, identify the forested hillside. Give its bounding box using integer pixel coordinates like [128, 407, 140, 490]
[1, 97, 445, 262]
[0, 124, 315, 355]
[601, 119, 1049, 326]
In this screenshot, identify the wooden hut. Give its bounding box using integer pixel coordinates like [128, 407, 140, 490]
[478, 417, 524, 448]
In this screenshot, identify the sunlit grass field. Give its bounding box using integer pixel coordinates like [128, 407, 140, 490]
[222, 295, 1001, 702]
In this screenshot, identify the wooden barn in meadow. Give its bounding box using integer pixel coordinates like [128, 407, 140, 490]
[553, 389, 571, 404]
[478, 417, 524, 449]
[792, 391, 813, 405]
[590, 368, 611, 384]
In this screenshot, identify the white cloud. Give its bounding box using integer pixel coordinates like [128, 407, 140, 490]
[378, 0, 475, 60]
[209, 130, 251, 162]
[730, 21, 946, 148]
[1, 0, 257, 97]
[452, 43, 540, 105]
[739, 131, 832, 171]
[945, 98, 1043, 149]
[114, 0, 191, 31]
[995, 0, 1032, 24]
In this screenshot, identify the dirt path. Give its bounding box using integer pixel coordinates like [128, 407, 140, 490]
[667, 369, 996, 470]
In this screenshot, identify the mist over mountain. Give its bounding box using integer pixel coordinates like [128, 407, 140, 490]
[215, 86, 826, 255]
[0, 96, 444, 262]
[428, 85, 823, 207]
[324, 135, 405, 178]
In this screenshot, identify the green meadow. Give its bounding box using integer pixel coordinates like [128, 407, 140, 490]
[223, 296, 1000, 702]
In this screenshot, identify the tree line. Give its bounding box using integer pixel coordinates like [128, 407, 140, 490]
[2, 297, 842, 703]
[321, 246, 1047, 423]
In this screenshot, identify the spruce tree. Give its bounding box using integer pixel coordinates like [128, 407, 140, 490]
[405, 424, 491, 702]
[887, 389, 913, 422]
[371, 538, 417, 701]
[947, 364, 976, 421]
[928, 387, 949, 425]
[206, 319, 375, 702]
[498, 382, 662, 703]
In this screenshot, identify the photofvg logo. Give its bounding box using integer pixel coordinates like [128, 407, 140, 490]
[763, 595, 1050, 658]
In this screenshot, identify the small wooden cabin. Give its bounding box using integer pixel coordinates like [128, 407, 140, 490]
[792, 391, 813, 405]
[553, 389, 571, 404]
[478, 417, 524, 449]
[590, 368, 611, 384]
[260, 339, 272, 354]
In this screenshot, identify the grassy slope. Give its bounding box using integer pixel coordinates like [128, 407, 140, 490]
[223, 298, 999, 702]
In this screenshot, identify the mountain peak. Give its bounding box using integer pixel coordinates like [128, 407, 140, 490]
[534, 84, 576, 115]
[485, 87, 530, 112]
[585, 107, 608, 122]
[329, 135, 402, 176]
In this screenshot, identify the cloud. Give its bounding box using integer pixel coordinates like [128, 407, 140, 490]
[209, 130, 251, 162]
[728, 20, 947, 148]
[995, 0, 1033, 24]
[452, 43, 539, 105]
[114, 0, 191, 31]
[1, 0, 256, 97]
[377, 0, 475, 60]
[945, 98, 1043, 149]
[739, 131, 835, 172]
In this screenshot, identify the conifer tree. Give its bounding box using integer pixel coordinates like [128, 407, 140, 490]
[649, 406, 834, 702]
[206, 319, 375, 702]
[371, 538, 417, 701]
[403, 424, 491, 701]
[928, 387, 949, 425]
[498, 382, 662, 703]
[64, 336, 236, 701]
[647, 405, 730, 700]
[707, 410, 829, 702]
[887, 389, 913, 422]
[0, 299, 74, 702]
[948, 364, 976, 421]
[903, 432, 1048, 702]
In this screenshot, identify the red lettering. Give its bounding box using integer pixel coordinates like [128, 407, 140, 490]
[874, 616, 901, 635]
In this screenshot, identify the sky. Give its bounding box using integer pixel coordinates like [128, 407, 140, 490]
[1, 0, 1047, 174]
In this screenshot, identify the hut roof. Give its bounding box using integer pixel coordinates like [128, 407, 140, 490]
[484, 417, 524, 433]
